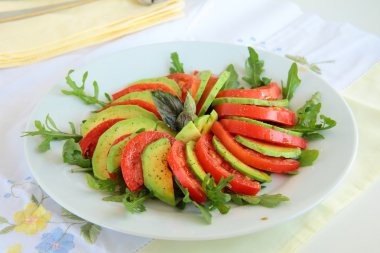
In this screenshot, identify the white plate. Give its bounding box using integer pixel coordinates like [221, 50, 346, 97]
[24, 42, 358, 240]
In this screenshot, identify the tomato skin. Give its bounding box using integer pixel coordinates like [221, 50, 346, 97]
[216, 82, 282, 100]
[101, 100, 161, 119]
[195, 133, 261, 195]
[112, 83, 178, 100]
[196, 75, 218, 114]
[214, 104, 296, 126]
[120, 131, 175, 192]
[167, 141, 207, 204]
[220, 119, 307, 149]
[211, 122, 299, 173]
[167, 73, 200, 101]
[79, 118, 124, 158]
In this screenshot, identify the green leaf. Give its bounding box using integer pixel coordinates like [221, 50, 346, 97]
[151, 90, 184, 131]
[231, 194, 289, 208]
[61, 70, 109, 108]
[122, 189, 151, 213]
[222, 64, 240, 90]
[62, 139, 91, 168]
[102, 195, 125, 202]
[202, 174, 232, 214]
[0, 225, 15, 234]
[61, 208, 84, 221]
[183, 92, 196, 115]
[303, 132, 325, 141]
[175, 111, 195, 130]
[169, 52, 185, 74]
[31, 194, 39, 205]
[285, 55, 309, 65]
[38, 137, 53, 152]
[242, 47, 267, 88]
[309, 63, 321, 74]
[282, 62, 301, 100]
[85, 174, 125, 194]
[80, 223, 101, 244]
[286, 171, 299, 175]
[0, 216, 8, 224]
[298, 150, 319, 167]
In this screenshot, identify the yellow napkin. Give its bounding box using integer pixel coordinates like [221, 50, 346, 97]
[140, 62, 380, 253]
[0, 0, 184, 68]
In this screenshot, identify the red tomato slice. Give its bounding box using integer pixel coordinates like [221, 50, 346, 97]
[211, 122, 299, 173]
[168, 141, 207, 204]
[112, 83, 178, 100]
[195, 133, 261, 195]
[167, 73, 200, 101]
[220, 119, 307, 149]
[216, 82, 282, 100]
[214, 103, 296, 126]
[196, 75, 218, 114]
[101, 100, 161, 120]
[120, 131, 175, 192]
[79, 118, 124, 158]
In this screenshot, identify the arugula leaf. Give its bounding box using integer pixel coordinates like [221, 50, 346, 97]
[282, 62, 301, 100]
[85, 174, 125, 194]
[102, 195, 125, 202]
[169, 52, 185, 74]
[175, 178, 212, 224]
[242, 47, 270, 87]
[222, 64, 240, 90]
[62, 70, 111, 108]
[303, 132, 324, 141]
[22, 114, 82, 152]
[298, 150, 319, 167]
[123, 189, 152, 213]
[175, 92, 197, 130]
[231, 194, 289, 208]
[293, 92, 337, 135]
[62, 139, 91, 168]
[202, 174, 232, 214]
[151, 90, 184, 131]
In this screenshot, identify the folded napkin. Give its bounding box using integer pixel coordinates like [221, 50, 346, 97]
[0, 0, 184, 68]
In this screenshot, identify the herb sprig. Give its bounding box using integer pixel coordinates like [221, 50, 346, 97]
[231, 193, 289, 208]
[282, 62, 301, 101]
[242, 47, 271, 88]
[169, 52, 185, 74]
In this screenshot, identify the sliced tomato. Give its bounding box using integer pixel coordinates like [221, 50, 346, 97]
[216, 82, 282, 100]
[120, 131, 175, 192]
[168, 141, 207, 204]
[100, 100, 161, 120]
[79, 118, 123, 158]
[196, 75, 218, 114]
[167, 73, 200, 101]
[220, 119, 307, 149]
[112, 83, 178, 100]
[214, 103, 296, 126]
[211, 121, 299, 173]
[195, 133, 261, 195]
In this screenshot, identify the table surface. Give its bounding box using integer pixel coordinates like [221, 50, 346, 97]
[291, 1, 380, 252]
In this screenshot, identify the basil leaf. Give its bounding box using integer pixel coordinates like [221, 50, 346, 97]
[62, 139, 91, 168]
[242, 47, 269, 88]
[231, 194, 289, 208]
[175, 111, 195, 130]
[282, 62, 301, 100]
[222, 64, 240, 90]
[298, 150, 319, 167]
[152, 90, 184, 131]
[169, 52, 184, 74]
[183, 92, 196, 116]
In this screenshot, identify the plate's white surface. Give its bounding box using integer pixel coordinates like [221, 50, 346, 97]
[24, 42, 358, 240]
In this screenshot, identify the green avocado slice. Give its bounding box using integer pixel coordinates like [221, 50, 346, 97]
[92, 118, 157, 179]
[142, 138, 175, 206]
[194, 115, 210, 132]
[112, 90, 154, 104]
[198, 70, 231, 116]
[200, 110, 218, 135]
[106, 133, 137, 174]
[227, 116, 303, 137]
[130, 77, 182, 97]
[235, 135, 301, 159]
[212, 136, 271, 183]
[186, 141, 207, 182]
[154, 121, 177, 136]
[175, 121, 201, 142]
[81, 105, 158, 136]
[195, 71, 212, 103]
[212, 97, 289, 107]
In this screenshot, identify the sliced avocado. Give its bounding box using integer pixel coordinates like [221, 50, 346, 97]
[130, 77, 182, 97]
[92, 118, 157, 179]
[235, 135, 301, 159]
[81, 105, 158, 136]
[142, 138, 175, 206]
[112, 90, 154, 104]
[186, 141, 207, 182]
[227, 116, 303, 137]
[194, 115, 210, 132]
[212, 136, 271, 183]
[154, 121, 177, 136]
[198, 70, 231, 116]
[195, 70, 212, 103]
[212, 97, 289, 107]
[175, 121, 201, 142]
[106, 133, 137, 173]
[200, 110, 218, 134]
